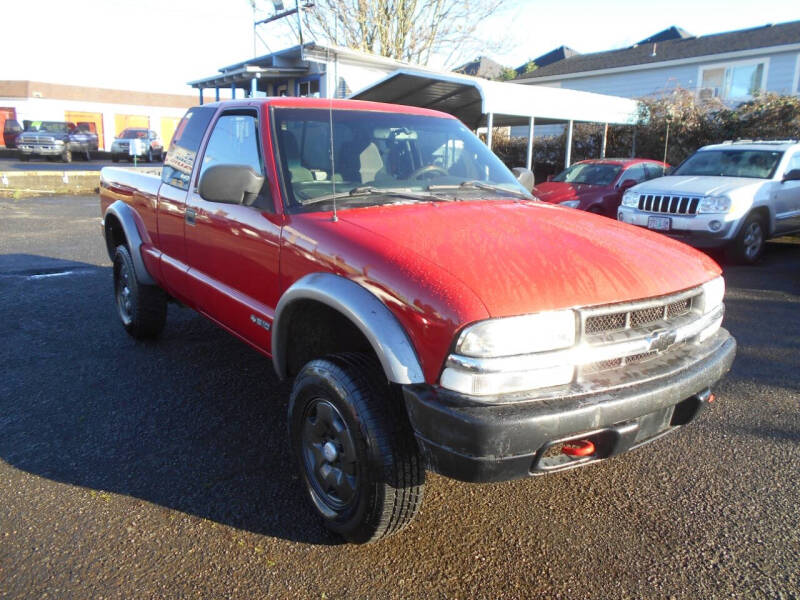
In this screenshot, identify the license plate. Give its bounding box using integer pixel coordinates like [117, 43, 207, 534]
[647, 216, 671, 231]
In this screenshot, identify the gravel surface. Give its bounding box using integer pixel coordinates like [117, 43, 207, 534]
[1, 195, 798, 599]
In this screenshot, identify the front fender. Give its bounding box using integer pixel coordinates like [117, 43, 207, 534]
[272, 273, 425, 385]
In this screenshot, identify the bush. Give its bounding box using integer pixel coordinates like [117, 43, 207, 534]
[492, 90, 800, 178]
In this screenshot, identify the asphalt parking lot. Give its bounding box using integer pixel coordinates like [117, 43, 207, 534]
[1, 195, 799, 599]
[0, 152, 159, 172]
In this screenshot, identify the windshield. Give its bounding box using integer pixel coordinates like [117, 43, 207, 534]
[551, 162, 622, 185]
[25, 121, 69, 133]
[120, 129, 148, 139]
[273, 108, 529, 212]
[673, 149, 783, 179]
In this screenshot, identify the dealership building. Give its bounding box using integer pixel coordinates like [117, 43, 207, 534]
[0, 81, 196, 150]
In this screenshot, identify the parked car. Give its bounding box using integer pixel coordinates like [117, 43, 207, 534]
[17, 121, 98, 162]
[110, 129, 163, 163]
[99, 98, 735, 543]
[532, 158, 669, 217]
[618, 140, 800, 264]
[3, 118, 22, 148]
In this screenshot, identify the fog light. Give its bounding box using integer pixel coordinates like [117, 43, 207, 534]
[709, 220, 722, 232]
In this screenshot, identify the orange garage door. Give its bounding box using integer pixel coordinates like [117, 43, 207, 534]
[114, 114, 150, 138]
[160, 116, 181, 149]
[64, 111, 104, 149]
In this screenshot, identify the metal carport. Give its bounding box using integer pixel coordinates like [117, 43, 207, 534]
[350, 69, 641, 170]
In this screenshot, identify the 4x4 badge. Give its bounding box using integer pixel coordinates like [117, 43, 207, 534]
[250, 314, 271, 331]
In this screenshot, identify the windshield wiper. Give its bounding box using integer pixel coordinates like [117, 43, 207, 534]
[302, 186, 444, 205]
[427, 180, 532, 200]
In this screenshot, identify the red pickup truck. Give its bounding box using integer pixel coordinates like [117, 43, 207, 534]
[100, 98, 736, 543]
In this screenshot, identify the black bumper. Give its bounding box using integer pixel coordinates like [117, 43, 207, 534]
[402, 330, 736, 483]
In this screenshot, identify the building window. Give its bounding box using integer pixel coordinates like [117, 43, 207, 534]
[298, 79, 320, 98]
[699, 61, 766, 102]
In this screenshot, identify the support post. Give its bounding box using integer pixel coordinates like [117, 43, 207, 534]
[565, 120, 574, 168]
[601, 123, 608, 158]
[631, 125, 637, 157]
[231, 83, 236, 99]
[215, 87, 220, 102]
[526, 117, 535, 171]
[251, 77, 258, 98]
[198, 88, 203, 105]
[486, 112, 494, 149]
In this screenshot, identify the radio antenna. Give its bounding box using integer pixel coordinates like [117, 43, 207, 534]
[328, 19, 338, 222]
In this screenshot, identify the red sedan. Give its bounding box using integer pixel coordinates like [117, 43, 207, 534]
[532, 158, 669, 217]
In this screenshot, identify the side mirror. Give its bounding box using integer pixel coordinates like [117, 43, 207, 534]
[198, 164, 265, 206]
[512, 167, 535, 192]
[618, 179, 637, 191]
[782, 168, 800, 183]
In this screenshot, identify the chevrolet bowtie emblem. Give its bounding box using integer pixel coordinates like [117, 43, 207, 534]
[647, 328, 677, 352]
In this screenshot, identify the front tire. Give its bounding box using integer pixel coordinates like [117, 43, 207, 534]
[113, 245, 167, 339]
[61, 147, 72, 163]
[288, 353, 425, 543]
[727, 213, 766, 265]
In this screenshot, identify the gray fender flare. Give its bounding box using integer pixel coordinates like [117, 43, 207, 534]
[104, 200, 156, 285]
[272, 273, 425, 384]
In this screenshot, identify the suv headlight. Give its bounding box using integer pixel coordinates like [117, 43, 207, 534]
[697, 195, 731, 213]
[621, 190, 639, 207]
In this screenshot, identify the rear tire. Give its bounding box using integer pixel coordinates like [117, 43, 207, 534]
[288, 353, 425, 543]
[111, 154, 119, 163]
[19, 153, 29, 162]
[727, 213, 766, 265]
[113, 245, 167, 339]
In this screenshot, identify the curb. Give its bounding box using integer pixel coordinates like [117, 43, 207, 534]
[0, 168, 162, 198]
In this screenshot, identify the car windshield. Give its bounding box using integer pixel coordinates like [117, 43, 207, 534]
[120, 129, 148, 139]
[551, 162, 622, 185]
[273, 108, 530, 212]
[25, 121, 69, 133]
[673, 149, 783, 179]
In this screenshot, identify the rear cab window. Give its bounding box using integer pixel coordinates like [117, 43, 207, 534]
[161, 107, 215, 191]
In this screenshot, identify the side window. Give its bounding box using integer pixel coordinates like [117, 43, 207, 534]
[619, 164, 646, 184]
[644, 163, 666, 179]
[785, 151, 800, 174]
[161, 107, 215, 191]
[199, 113, 263, 183]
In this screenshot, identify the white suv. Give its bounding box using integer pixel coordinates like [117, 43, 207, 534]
[618, 140, 800, 263]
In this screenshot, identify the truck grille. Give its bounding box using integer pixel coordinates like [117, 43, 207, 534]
[577, 288, 702, 378]
[637, 194, 700, 215]
[583, 295, 696, 335]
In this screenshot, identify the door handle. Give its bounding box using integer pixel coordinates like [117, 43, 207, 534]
[185, 207, 196, 226]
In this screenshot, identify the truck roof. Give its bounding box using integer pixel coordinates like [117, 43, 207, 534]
[197, 97, 457, 120]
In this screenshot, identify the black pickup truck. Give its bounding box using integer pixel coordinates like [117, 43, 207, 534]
[17, 121, 99, 162]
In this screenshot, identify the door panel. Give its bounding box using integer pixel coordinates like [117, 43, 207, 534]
[774, 153, 800, 233]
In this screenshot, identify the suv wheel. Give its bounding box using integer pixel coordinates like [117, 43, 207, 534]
[728, 214, 765, 265]
[288, 353, 425, 543]
[113, 245, 167, 339]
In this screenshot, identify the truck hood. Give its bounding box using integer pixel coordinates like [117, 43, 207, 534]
[532, 182, 607, 204]
[633, 175, 767, 196]
[339, 200, 720, 317]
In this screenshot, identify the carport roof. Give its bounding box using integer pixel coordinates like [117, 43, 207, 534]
[349, 69, 640, 128]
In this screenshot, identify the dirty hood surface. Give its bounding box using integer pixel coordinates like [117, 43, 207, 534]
[340, 200, 720, 317]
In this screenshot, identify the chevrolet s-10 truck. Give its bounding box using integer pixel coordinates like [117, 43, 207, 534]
[99, 98, 736, 543]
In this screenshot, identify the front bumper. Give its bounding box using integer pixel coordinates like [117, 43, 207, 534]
[617, 207, 737, 248]
[18, 144, 64, 156]
[403, 329, 735, 482]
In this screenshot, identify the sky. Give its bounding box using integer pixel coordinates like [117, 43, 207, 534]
[2, 0, 800, 96]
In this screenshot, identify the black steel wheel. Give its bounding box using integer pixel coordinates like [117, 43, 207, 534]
[288, 353, 425, 543]
[113, 245, 167, 339]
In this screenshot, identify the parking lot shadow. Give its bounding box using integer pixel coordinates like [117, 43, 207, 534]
[0, 255, 339, 545]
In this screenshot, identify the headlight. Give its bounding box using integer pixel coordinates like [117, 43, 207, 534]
[697, 195, 731, 213]
[54, 139, 64, 145]
[621, 190, 639, 207]
[698, 276, 725, 314]
[559, 200, 580, 208]
[456, 310, 576, 357]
